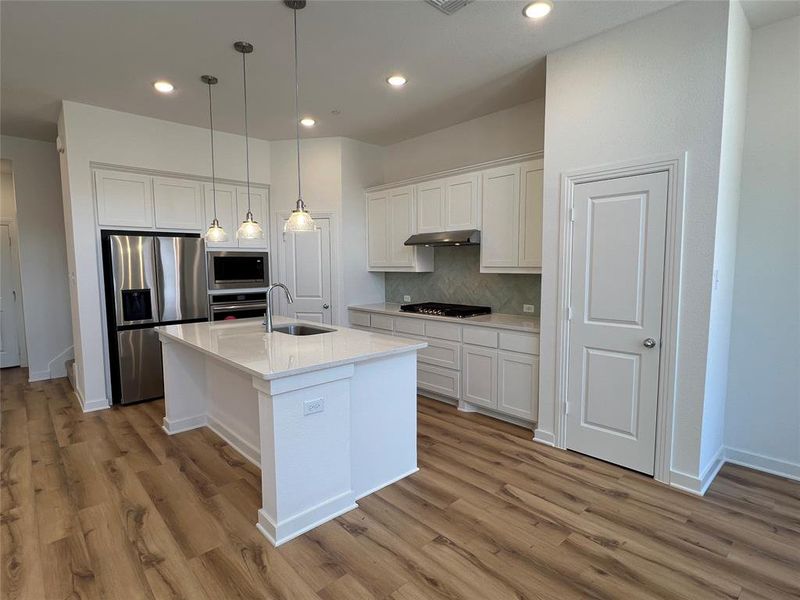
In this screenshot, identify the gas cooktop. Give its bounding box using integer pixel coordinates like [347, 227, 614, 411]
[399, 302, 491, 318]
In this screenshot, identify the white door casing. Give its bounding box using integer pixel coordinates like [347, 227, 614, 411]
[0, 223, 21, 367]
[281, 217, 332, 324]
[565, 171, 669, 475]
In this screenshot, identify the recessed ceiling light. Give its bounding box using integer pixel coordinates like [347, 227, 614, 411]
[523, 0, 553, 19]
[386, 74, 407, 88]
[300, 117, 316, 127]
[153, 80, 175, 94]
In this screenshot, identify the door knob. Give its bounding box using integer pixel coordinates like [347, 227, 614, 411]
[643, 337, 657, 348]
[323, 303, 330, 309]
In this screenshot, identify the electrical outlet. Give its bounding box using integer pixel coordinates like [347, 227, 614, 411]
[303, 398, 324, 416]
[403, 295, 411, 302]
[523, 304, 535, 313]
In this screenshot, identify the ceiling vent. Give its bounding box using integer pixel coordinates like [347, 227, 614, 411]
[425, 0, 474, 15]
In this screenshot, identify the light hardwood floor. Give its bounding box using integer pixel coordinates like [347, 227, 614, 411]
[2, 367, 799, 600]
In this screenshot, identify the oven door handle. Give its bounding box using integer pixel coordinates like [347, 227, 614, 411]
[210, 302, 267, 312]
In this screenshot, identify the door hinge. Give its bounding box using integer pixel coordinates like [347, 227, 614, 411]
[564, 401, 569, 415]
[567, 306, 573, 321]
[569, 205, 575, 222]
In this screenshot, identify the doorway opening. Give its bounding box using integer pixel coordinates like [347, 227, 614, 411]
[0, 159, 28, 369]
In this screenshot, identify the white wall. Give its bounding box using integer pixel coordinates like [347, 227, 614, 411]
[59, 101, 270, 407]
[1, 135, 74, 380]
[269, 138, 342, 214]
[725, 16, 800, 479]
[700, 0, 751, 475]
[538, 1, 730, 487]
[381, 98, 545, 182]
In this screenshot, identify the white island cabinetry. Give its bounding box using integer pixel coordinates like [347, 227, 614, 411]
[349, 305, 539, 424]
[157, 317, 425, 546]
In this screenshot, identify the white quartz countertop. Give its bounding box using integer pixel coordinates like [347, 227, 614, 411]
[157, 317, 427, 381]
[348, 303, 540, 333]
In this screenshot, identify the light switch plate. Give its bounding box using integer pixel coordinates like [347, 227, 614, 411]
[303, 398, 324, 415]
[403, 295, 411, 302]
[523, 304, 535, 313]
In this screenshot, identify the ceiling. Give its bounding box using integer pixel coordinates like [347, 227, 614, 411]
[1, 0, 681, 145]
[741, 0, 800, 28]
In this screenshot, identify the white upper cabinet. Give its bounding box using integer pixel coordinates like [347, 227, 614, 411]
[480, 159, 543, 273]
[203, 183, 238, 248]
[367, 190, 390, 268]
[445, 173, 480, 230]
[236, 186, 269, 248]
[416, 180, 446, 233]
[152, 177, 204, 231]
[366, 185, 433, 272]
[480, 164, 520, 269]
[415, 174, 480, 233]
[518, 161, 543, 269]
[95, 169, 154, 228]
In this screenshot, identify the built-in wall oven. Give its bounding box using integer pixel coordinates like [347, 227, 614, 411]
[209, 292, 267, 321]
[207, 251, 269, 290]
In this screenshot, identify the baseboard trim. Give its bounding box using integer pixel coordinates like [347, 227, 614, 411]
[81, 397, 111, 413]
[162, 414, 207, 435]
[533, 428, 556, 446]
[206, 415, 261, 468]
[355, 467, 419, 501]
[28, 370, 51, 383]
[257, 492, 358, 547]
[670, 446, 726, 496]
[725, 447, 800, 482]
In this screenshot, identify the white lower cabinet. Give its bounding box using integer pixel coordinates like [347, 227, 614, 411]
[462, 345, 498, 409]
[348, 310, 538, 423]
[498, 351, 538, 421]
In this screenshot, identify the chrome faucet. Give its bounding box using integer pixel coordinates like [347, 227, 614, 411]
[265, 282, 294, 333]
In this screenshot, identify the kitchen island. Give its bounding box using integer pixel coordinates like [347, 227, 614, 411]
[157, 317, 426, 546]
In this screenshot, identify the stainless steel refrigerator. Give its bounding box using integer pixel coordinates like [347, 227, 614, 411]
[101, 232, 208, 404]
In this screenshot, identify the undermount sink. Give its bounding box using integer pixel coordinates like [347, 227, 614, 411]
[272, 324, 336, 336]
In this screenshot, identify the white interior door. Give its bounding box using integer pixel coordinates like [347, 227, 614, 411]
[281, 217, 332, 324]
[566, 171, 668, 475]
[0, 224, 21, 367]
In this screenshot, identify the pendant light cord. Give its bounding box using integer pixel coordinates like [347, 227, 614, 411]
[207, 81, 218, 219]
[242, 50, 252, 213]
[293, 6, 303, 207]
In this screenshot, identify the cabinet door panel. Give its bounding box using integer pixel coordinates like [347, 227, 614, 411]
[416, 180, 445, 233]
[95, 170, 153, 228]
[203, 183, 238, 247]
[153, 177, 203, 231]
[462, 345, 497, 409]
[445, 173, 479, 231]
[498, 351, 537, 421]
[389, 186, 415, 267]
[236, 186, 269, 248]
[367, 191, 389, 268]
[418, 364, 461, 399]
[519, 162, 543, 268]
[481, 165, 520, 268]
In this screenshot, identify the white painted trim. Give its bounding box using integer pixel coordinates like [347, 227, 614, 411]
[47, 345, 75, 379]
[81, 396, 111, 413]
[420, 390, 535, 431]
[162, 413, 207, 435]
[257, 493, 358, 547]
[725, 447, 800, 482]
[89, 161, 270, 188]
[206, 415, 261, 467]
[366, 151, 544, 192]
[533, 429, 555, 446]
[669, 445, 725, 496]
[0, 216, 28, 369]
[355, 467, 420, 501]
[27, 370, 51, 382]
[553, 153, 687, 487]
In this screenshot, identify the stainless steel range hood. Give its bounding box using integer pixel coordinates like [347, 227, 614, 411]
[404, 229, 481, 247]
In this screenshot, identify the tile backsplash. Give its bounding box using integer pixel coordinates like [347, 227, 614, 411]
[384, 246, 541, 316]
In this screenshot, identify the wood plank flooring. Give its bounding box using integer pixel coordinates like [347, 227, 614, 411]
[2, 367, 799, 599]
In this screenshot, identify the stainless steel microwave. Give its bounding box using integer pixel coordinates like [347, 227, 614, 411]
[206, 251, 269, 290]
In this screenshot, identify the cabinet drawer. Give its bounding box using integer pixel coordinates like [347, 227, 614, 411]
[418, 338, 461, 370]
[370, 314, 394, 331]
[395, 316, 425, 336]
[499, 331, 539, 355]
[418, 364, 461, 399]
[463, 326, 498, 348]
[349, 311, 371, 327]
[350, 325, 372, 333]
[424, 320, 461, 342]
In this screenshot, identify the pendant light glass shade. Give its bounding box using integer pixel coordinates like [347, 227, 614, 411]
[202, 75, 227, 243]
[235, 41, 263, 241]
[284, 0, 315, 233]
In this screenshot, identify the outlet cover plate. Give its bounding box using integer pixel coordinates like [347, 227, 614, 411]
[403, 295, 411, 302]
[303, 398, 324, 415]
[523, 304, 535, 313]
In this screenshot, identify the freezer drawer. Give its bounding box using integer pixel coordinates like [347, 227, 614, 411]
[117, 328, 163, 404]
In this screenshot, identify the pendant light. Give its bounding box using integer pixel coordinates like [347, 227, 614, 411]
[235, 41, 264, 240]
[284, 0, 316, 233]
[202, 75, 227, 243]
